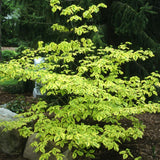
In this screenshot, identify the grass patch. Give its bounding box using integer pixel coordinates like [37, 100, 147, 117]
[0, 79, 18, 86]
[0, 78, 23, 94]
[0, 78, 34, 94]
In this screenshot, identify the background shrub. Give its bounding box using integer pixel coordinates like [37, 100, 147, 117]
[2, 50, 19, 61]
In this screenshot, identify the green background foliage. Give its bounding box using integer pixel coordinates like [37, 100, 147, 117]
[2, 50, 19, 61]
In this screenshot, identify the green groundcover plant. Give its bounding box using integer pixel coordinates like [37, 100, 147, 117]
[0, 1, 160, 160]
[2, 50, 19, 61]
[6, 96, 28, 114]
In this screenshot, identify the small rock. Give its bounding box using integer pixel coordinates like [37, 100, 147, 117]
[23, 134, 41, 160]
[23, 133, 73, 160]
[0, 108, 16, 121]
[0, 103, 7, 109]
[0, 108, 26, 155]
[63, 149, 73, 160]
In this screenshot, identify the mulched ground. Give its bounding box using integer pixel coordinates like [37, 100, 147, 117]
[134, 113, 160, 160]
[0, 89, 160, 160]
[0, 153, 27, 160]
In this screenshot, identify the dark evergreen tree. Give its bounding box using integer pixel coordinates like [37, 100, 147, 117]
[102, 0, 160, 77]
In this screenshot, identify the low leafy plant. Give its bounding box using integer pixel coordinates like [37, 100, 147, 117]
[0, 1, 160, 160]
[2, 50, 19, 61]
[6, 96, 27, 113]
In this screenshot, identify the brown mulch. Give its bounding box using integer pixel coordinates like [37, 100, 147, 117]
[0, 89, 160, 160]
[0, 90, 17, 105]
[134, 113, 160, 160]
[0, 152, 27, 160]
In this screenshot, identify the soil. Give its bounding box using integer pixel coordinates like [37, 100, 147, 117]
[0, 89, 160, 160]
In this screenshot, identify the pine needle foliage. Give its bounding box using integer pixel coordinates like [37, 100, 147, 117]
[109, 0, 160, 53]
[110, 1, 155, 35]
[0, 1, 160, 160]
[109, 0, 160, 75]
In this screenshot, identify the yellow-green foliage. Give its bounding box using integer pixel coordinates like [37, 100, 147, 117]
[0, 1, 160, 160]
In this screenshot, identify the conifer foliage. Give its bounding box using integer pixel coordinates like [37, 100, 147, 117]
[109, 0, 160, 51]
[0, 0, 160, 160]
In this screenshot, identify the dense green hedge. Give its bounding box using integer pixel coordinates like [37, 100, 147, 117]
[2, 50, 19, 61]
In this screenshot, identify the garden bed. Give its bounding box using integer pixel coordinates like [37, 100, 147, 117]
[0, 88, 160, 160]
